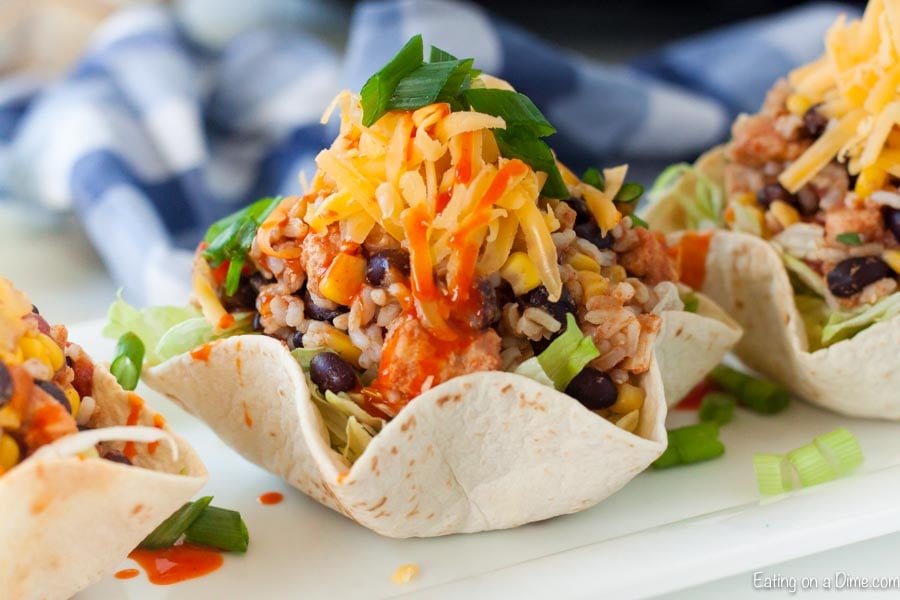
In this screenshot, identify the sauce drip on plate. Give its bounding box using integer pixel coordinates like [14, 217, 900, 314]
[258, 491, 283, 505]
[114, 568, 140, 580]
[128, 544, 224, 585]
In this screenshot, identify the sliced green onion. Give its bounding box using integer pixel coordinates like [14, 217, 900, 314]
[753, 428, 864, 496]
[202, 196, 281, 295]
[110, 332, 146, 391]
[429, 45, 457, 62]
[581, 167, 605, 191]
[630, 214, 649, 229]
[698, 392, 736, 426]
[535, 313, 600, 390]
[681, 293, 700, 313]
[139, 496, 213, 550]
[652, 422, 724, 469]
[614, 182, 644, 204]
[814, 427, 864, 475]
[753, 454, 792, 495]
[184, 505, 249, 553]
[835, 232, 862, 246]
[493, 129, 568, 198]
[360, 35, 425, 126]
[709, 365, 790, 415]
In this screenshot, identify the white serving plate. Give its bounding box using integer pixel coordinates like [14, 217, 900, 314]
[70, 320, 900, 600]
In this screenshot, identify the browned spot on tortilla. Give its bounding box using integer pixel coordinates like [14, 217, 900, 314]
[409, 458, 416, 467]
[675, 325, 684, 337]
[391, 446, 398, 455]
[268, 431, 277, 438]
[401, 416, 417, 431]
[131, 503, 145, 515]
[426, 512, 435, 519]
[735, 299, 744, 310]
[30, 493, 51, 515]
[501, 383, 512, 394]
[368, 497, 388, 511]
[406, 506, 420, 518]
[518, 396, 546, 411]
[374, 510, 389, 518]
[783, 312, 790, 324]
[371, 456, 379, 472]
[405, 472, 412, 479]
[436, 393, 462, 407]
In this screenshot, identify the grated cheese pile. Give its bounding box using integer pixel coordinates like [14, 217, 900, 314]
[781, 0, 900, 196]
[255, 87, 626, 337]
[0, 278, 31, 359]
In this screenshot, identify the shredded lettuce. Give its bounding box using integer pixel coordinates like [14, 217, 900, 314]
[730, 202, 763, 237]
[104, 295, 252, 365]
[781, 253, 827, 298]
[794, 295, 830, 352]
[649, 163, 725, 230]
[821, 292, 900, 346]
[513, 356, 556, 387]
[532, 314, 600, 391]
[291, 348, 385, 465]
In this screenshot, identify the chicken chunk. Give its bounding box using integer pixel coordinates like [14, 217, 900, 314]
[619, 228, 678, 285]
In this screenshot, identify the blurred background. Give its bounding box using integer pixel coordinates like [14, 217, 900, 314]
[0, 0, 863, 320]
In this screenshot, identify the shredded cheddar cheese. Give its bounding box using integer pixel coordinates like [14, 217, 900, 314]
[780, 0, 900, 195]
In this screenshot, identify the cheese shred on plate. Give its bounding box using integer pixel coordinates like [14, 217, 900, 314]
[781, 0, 900, 194]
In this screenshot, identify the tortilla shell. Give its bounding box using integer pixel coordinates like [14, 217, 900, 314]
[656, 295, 742, 405]
[0, 366, 208, 600]
[645, 148, 900, 418]
[144, 335, 668, 537]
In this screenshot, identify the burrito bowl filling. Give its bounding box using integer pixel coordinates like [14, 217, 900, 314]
[110, 38, 700, 463]
[0, 277, 166, 472]
[659, 2, 900, 348]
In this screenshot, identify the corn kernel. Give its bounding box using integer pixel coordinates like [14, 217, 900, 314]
[64, 385, 81, 419]
[0, 406, 20, 429]
[18, 337, 45, 364]
[613, 409, 640, 433]
[325, 326, 362, 366]
[0, 347, 23, 366]
[37, 333, 64, 372]
[855, 166, 887, 198]
[607, 265, 627, 283]
[883, 249, 900, 274]
[785, 93, 812, 116]
[320, 253, 367, 306]
[0, 434, 20, 470]
[769, 200, 800, 229]
[500, 251, 541, 295]
[391, 564, 419, 584]
[577, 270, 609, 299]
[610, 383, 645, 414]
[567, 252, 600, 273]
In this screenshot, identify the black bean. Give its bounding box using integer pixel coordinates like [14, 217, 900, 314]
[0, 363, 12, 408]
[565, 367, 618, 411]
[566, 198, 592, 224]
[304, 290, 347, 322]
[36, 380, 71, 414]
[221, 277, 257, 312]
[366, 249, 410, 287]
[309, 352, 358, 394]
[883, 206, 900, 242]
[249, 273, 272, 293]
[102, 451, 132, 465]
[826, 256, 893, 298]
[518, 285, 577, 326]
[289, 331, 304, 350]
[802, 107, 829, 139]
[757, 183, 798, 208]
[31, 305, 39, 314]
[574, 220, 614, 250]
[796, 186, 820, 217]
[252, 312, 264, 332]
[468, 280, 502, 330]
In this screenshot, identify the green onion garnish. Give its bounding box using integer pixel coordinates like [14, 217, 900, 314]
[709, 365, 790, 414]
[698, 392, 737, 426]
[652, 422, 725, 469]
[535, 313, 600, 390]
[835, 232, 862, 246]
[110, 332, 146, 391]
[581, 167, 605, 191]
[752, 454, 791, 495]
[202, 196, 281, 296]
[184, 505, 250, 553]
[614, 182, 644, 204]
[681, 293, 700, 313]
[358, 36, 568, 198]
[753, 428, 864, 496]
[139, 496, 213, 550]
[630, 214, 650, 229]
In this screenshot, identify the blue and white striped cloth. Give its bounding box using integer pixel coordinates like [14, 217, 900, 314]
[0, 0, 852, 305]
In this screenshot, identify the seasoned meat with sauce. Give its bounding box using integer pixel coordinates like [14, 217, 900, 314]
[619, 228, 678, 285]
